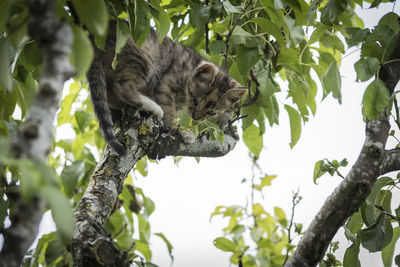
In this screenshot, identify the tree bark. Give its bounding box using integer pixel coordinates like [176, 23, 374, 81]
[285, 30, 400, 267]
[72, 109, 238, 266]
[0, 0, 74, 266]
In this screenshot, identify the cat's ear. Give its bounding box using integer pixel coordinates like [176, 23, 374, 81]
[221, 88, 247, 104]
[195, 62, 217, 84]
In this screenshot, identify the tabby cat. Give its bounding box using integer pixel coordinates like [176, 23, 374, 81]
[88, 21, 247, 155]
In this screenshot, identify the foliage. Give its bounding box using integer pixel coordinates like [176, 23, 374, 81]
[1, 0, 400, 266]
[211, 162, 302, 266]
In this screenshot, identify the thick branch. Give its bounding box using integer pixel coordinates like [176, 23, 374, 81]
[0, 1, 74, 266]
[72, 110, 238, 265]
[285, 117, 390, 267]
[152, 130, 238, 157]
[380, 148, 400, 175]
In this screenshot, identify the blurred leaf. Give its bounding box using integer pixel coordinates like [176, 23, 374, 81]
[255, 175, 277, 191]
[191, 3, 211, 29]
[322, 62, 342, 103]
[354, 57, 380, 82]
[284, 105, 301, 148]
[45, 238, 67, 265]
[345, 211, 363, 242]
[72, 0, 108, 36]
[223, 0, 241, 14]
[74, 109, 94, 132]
[345, 27, 370, 48]
[0, 39, 12, 92]
[361, 176, 394, 227]
[40, 186, 75, 245]
[127, 0, 150, 47]
[343, 240, 361, 267]
[321, 0, 347, 25]
[362, 79, 390, 120]
[237, 45, 260, 75]
[242, 124, 263, 158]
[359, 213, 386, 252]
[61, 160, 85, 197]
[116, 19, 130, 56]
[70, 26, 94, 78]
[250, 17, 284, 46]
[155, 233, 174, 263]
[213, 237, 236, 252]
[250, 227, 263, 243]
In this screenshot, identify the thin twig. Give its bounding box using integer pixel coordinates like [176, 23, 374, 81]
[242, 69, 260, 106]
[284, 189, 301, 265]
[223, 0, 254, 70]
[375, 205, 400, 222]
[205, 0, 210, 54]
[394, 97, 400, 130]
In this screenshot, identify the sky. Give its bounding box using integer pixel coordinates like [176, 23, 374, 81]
[33, 2, 400, 267]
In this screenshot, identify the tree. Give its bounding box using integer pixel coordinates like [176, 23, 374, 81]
[0, 0, 400, 266]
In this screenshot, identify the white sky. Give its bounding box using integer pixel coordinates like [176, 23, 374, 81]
[34, 3, 400, 267]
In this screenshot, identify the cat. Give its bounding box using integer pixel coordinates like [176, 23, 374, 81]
[87, 21, 247, 156]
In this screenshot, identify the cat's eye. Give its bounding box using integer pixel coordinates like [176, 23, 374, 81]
[207, 111, 216, 116]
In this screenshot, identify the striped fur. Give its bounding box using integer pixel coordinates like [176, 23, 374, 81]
[88, 21, 247, 155]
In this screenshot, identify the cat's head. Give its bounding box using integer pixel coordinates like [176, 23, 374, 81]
[188, 62, 247, 121]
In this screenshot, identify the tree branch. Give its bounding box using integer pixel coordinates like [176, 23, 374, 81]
[285, 116, 391, 267]
[285, 26, 400, 267]
[0, 0, 74, 266]
[72, 110, 238, 265]
[380, 148, 400, 175]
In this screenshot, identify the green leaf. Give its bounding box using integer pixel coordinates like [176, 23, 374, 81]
[70, 26, 94, 78]
[237, 45, 260, 75]
[155, 233, 174, 263]
[345, 211, 363, 242]
[322, 62, 342, 103]
[343, 240, 361, 267]
[72, 0, 108, 36]
[354, 57, 380, 82]
[359, 213, 386, 252]
[213, 237, 236, 252]
[0, 39, 12, 92]
[223, 0, 241, 14]
[361, 177, 394, 227]
[321, 0, 347, 25]
[313, 160, 325, 184]
[242, 124, 263, 158]
[362, 79, 390, 120]
[345, 27, 370, 48]
[127, 0, 151, 47]
[255, 175, 277, 191]
[75, 109, 94, 132]
[191, 3, 211, 30]
[250, 227, 263, 243]
[61, 160, 85, 197]
[45, 238, 67, 265]
[116, 20, 131, 56]
[40, 186, 75, 244]
[284, 105, 301, 148]
[135, 240, 152, 261]
[0, 0, 8, 33]
[250, 17, 285, 46]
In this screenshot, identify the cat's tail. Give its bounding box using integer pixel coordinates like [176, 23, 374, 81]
[87, 48, 127, 156]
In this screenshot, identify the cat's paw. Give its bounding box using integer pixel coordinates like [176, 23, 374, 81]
[179, 129, 195, 144]
[151, 104, 164, 118]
